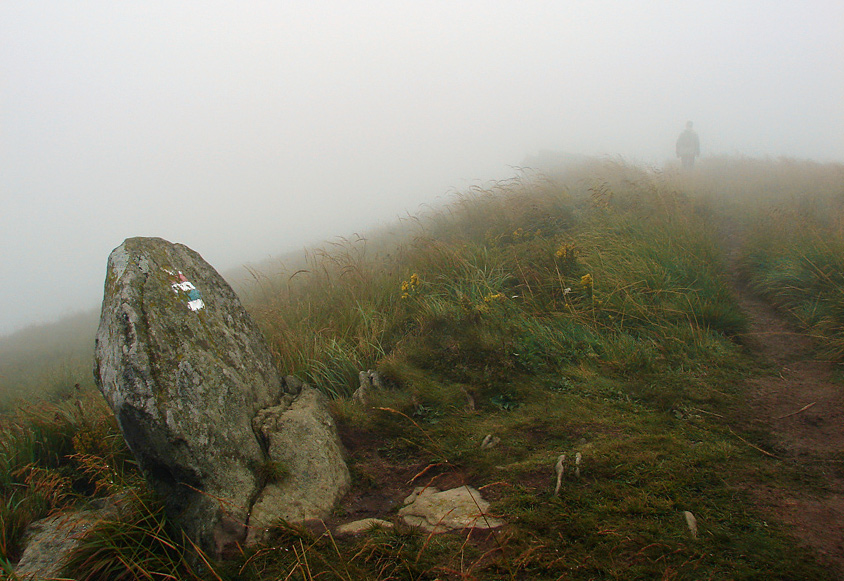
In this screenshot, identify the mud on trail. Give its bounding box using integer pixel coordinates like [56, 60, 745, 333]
[729, 263, 844, 575]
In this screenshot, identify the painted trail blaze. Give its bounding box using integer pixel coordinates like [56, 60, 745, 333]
[167, 269, 205, 311]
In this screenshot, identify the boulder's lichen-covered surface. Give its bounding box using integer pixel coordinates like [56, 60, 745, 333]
[94, 237, 291, 555]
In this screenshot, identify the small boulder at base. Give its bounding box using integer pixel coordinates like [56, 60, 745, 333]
[399, 486, 504, 533]
[94, 237, 298, 556]
[247, 384, 351, 544]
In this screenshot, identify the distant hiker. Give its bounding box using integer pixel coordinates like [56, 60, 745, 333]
[676, 121, 700, 168]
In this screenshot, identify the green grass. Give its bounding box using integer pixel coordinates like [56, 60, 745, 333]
[740, 200, 844, 359]
[60, 490, 212, 581]
[1, 156, 842, 579]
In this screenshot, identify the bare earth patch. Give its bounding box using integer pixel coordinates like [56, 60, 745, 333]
[732, 281, 844, 575]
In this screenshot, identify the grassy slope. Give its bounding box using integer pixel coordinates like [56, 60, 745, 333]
[0, 311, 99, 410]
[2, 157, 843, 579]
[734, 160, 844, 359]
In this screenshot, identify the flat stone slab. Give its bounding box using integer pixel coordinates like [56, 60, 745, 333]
[398, 486, 504, 533]
[335, 518, 393, 536]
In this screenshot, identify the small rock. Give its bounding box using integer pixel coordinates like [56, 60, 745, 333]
[399, 486, 503, 533]
[369, 371, 386, 390]
[15, 497, 125, 580]
[352, 370, 386, 403]
[554, 454, 566, 495]
[683, 510, 698, 538]
[335, 518, 393, 535]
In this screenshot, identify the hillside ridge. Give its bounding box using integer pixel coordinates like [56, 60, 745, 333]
[2, 156, 844, 579]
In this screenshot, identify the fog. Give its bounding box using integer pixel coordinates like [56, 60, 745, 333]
[1, 1, 842, 336]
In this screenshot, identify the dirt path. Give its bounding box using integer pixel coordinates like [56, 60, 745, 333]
[727, 245, 844, 575]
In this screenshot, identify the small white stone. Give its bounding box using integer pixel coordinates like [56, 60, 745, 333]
[554, 454, 566, 495]
[683, 511, 698, 538]
[399, 486, 503, 533]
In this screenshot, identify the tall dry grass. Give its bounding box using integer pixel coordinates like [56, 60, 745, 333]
[700, 157, 844, 358]
[242, 159, 748, 399]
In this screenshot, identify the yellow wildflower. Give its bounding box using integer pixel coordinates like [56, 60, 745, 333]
[580, 273, 594, 300]
[555, 243, 577, 261]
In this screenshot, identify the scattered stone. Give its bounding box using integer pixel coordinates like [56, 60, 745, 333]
[480, 434, 501, 449]
[247, 385, 351, 544]
[352, 369, 386, 403]
[335, 518, 393, 536]
[555, 451, 584, 492]
[15, 497, 124, 580]
[370, 370, 386, 390]
[399, 486, 503, 533]
[684, 510, 698, 538]
[93, 237, 348, 557]
[554, 454, 566, 495]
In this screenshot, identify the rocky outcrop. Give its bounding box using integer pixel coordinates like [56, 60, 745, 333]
[399, 486, 503, 533]
[93, 237, 348, 557]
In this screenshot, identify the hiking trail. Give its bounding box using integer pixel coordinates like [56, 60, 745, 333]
[727, 233, 844, 575]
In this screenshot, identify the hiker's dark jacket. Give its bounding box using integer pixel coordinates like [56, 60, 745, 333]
[676, 130, 700, 157]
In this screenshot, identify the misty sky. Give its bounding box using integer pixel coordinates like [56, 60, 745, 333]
[1, 1, 842, 336]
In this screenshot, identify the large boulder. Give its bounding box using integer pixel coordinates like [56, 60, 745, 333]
[93, 237, 346, 557]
